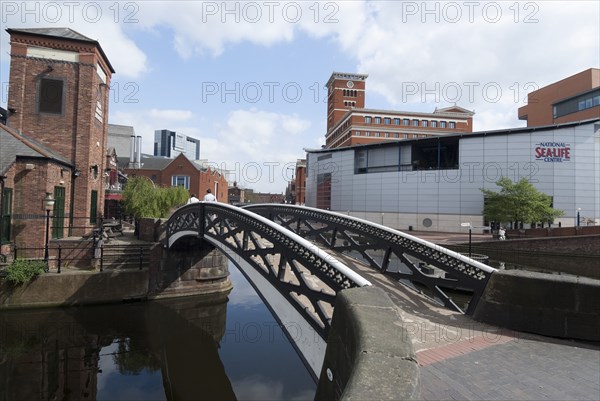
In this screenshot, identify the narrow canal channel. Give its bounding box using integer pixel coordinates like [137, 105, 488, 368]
[0, 262, 316, 400]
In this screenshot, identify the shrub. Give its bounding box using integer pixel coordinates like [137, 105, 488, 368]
[5, 259, 46, 285]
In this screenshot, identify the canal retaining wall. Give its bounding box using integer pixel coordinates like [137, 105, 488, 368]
[315, 286, 421, 401]
[0, 269, 149, 308]
[473, 269, 600, 342]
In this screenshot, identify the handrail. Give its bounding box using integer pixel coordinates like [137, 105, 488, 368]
[168, 202, 371, 288]
[166, 202, 372, 338]
[244, 204, 497, 314]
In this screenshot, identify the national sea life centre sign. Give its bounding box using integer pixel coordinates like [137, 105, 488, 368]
[534, 142, 571, 162]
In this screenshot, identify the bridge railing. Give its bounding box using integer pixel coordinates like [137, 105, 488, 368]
[244, 204, 496, 315]
[166, 202, 371, 340]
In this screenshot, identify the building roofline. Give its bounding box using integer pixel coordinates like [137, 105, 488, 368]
[326, 72, 369, 88]
[308, 118, 600, 154]
[326, 106, 474, 137]
[6, 27, 116, 73]
[552, 86, 600, 107]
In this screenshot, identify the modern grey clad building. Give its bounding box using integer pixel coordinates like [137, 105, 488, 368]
[108, 124, 136, 157]
[305, 119, 600, 232]
[154, 129, 200, 160]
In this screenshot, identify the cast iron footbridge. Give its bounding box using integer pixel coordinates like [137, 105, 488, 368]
[166, 202, 496, 376]
[245, 204, 496, 315]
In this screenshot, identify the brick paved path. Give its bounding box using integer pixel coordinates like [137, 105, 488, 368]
[329, 251, 600, 401]
[421, 335, 600, 400]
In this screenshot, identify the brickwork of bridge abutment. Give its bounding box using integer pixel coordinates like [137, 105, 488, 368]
[139, 218, 233, 301]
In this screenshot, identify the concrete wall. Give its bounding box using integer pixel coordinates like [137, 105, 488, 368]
[473, 269, 600, 341]
[315, 286, 421, 401]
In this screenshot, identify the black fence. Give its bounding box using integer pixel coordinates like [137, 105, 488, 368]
[13, 244, 150, 273]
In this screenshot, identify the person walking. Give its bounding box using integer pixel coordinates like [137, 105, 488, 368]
[204, 188, 217, 202]
[498, 226, 506, 240]
[187, 193, 200, 204]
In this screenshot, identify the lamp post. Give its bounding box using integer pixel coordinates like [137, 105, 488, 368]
[460, 222, 472, 258]
[43, 192, 55, 262]
[576, 208, 581, 227]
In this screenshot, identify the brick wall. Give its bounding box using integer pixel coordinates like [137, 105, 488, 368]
[7, 31, 112, 236]
[5, 160, 73, 253]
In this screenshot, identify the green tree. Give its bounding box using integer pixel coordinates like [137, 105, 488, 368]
[481, 177, 564, 226]
[122, 177, 188, 219]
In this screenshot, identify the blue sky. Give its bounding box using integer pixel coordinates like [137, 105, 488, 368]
[1, 1, 599, 192]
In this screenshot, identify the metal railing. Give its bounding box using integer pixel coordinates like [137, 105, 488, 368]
[245, 204, 497, 315]
[12, 244, 149, 273]
[167, 202, 371, 338]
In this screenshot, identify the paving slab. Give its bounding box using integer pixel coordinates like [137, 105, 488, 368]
[327, 249, 600, 401]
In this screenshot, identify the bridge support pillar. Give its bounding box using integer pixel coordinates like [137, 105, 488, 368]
[315, 286, 421, 401]
[150, 239, 232, 301]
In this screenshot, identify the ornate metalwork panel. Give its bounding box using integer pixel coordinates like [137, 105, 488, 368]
[245, 204, 496, 314]
[166, 203, 371, 339]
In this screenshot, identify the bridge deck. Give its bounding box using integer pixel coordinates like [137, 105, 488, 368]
[326, 250, 600, 401]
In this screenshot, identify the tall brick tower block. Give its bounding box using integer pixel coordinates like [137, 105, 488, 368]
[6, 28, 115, 231]
[326, 72, 368, 132]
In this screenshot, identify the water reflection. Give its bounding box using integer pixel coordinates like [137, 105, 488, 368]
[0, 261, 316, 401]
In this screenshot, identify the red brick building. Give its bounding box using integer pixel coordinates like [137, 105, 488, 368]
[1, 27, 114, 254]
[325, 72, 474, 149]
[518, 68, 600, 127]
[120, 153, 229, 203]
[294, 159, 306, 205]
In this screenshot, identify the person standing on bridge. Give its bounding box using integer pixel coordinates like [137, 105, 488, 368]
[204, 188, 217, 202]
[187, 193, 200, 204]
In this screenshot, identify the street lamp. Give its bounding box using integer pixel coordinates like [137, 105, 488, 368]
[460, 222, 472, 258]
[43, 192, 55, 262]
[576, 208, 581, 227]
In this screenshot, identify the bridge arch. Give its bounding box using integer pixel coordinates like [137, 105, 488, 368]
[244, 204, 496, 314]
[166, 202, 371, 377]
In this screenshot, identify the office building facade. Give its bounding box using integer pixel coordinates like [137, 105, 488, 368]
[325, 72, 475, 149]
[154, 129, 200, 160]
[306, 119, 600, 232]
[518, 68, 600, 127]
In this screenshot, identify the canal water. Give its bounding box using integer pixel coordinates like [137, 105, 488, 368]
[0, 262, 316, 401]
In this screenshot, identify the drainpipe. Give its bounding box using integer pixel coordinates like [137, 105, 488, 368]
[68, 169, 80, 237]
[0, 175, 5, 254]
[135, 136, 142, 167]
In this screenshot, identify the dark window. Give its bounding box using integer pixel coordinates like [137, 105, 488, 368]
[355, 146, 400, 174]
[52, 186, 65, 239]
[90, 190, 98, 224]
[554, 88, 600, 118]
[384, 117, 391, 125]
[1, 188, 12, 244]
[39, 78, 64, 114]
[411, 139, 459, 170]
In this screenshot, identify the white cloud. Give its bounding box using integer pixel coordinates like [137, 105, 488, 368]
[110, 107, 310, 193]
[0, 1, 149, 79]
[201, 109, 311, 191]
[336, 1, 600, 129]
[135, 1, 299, 58]
[149, 109, 194, 121]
